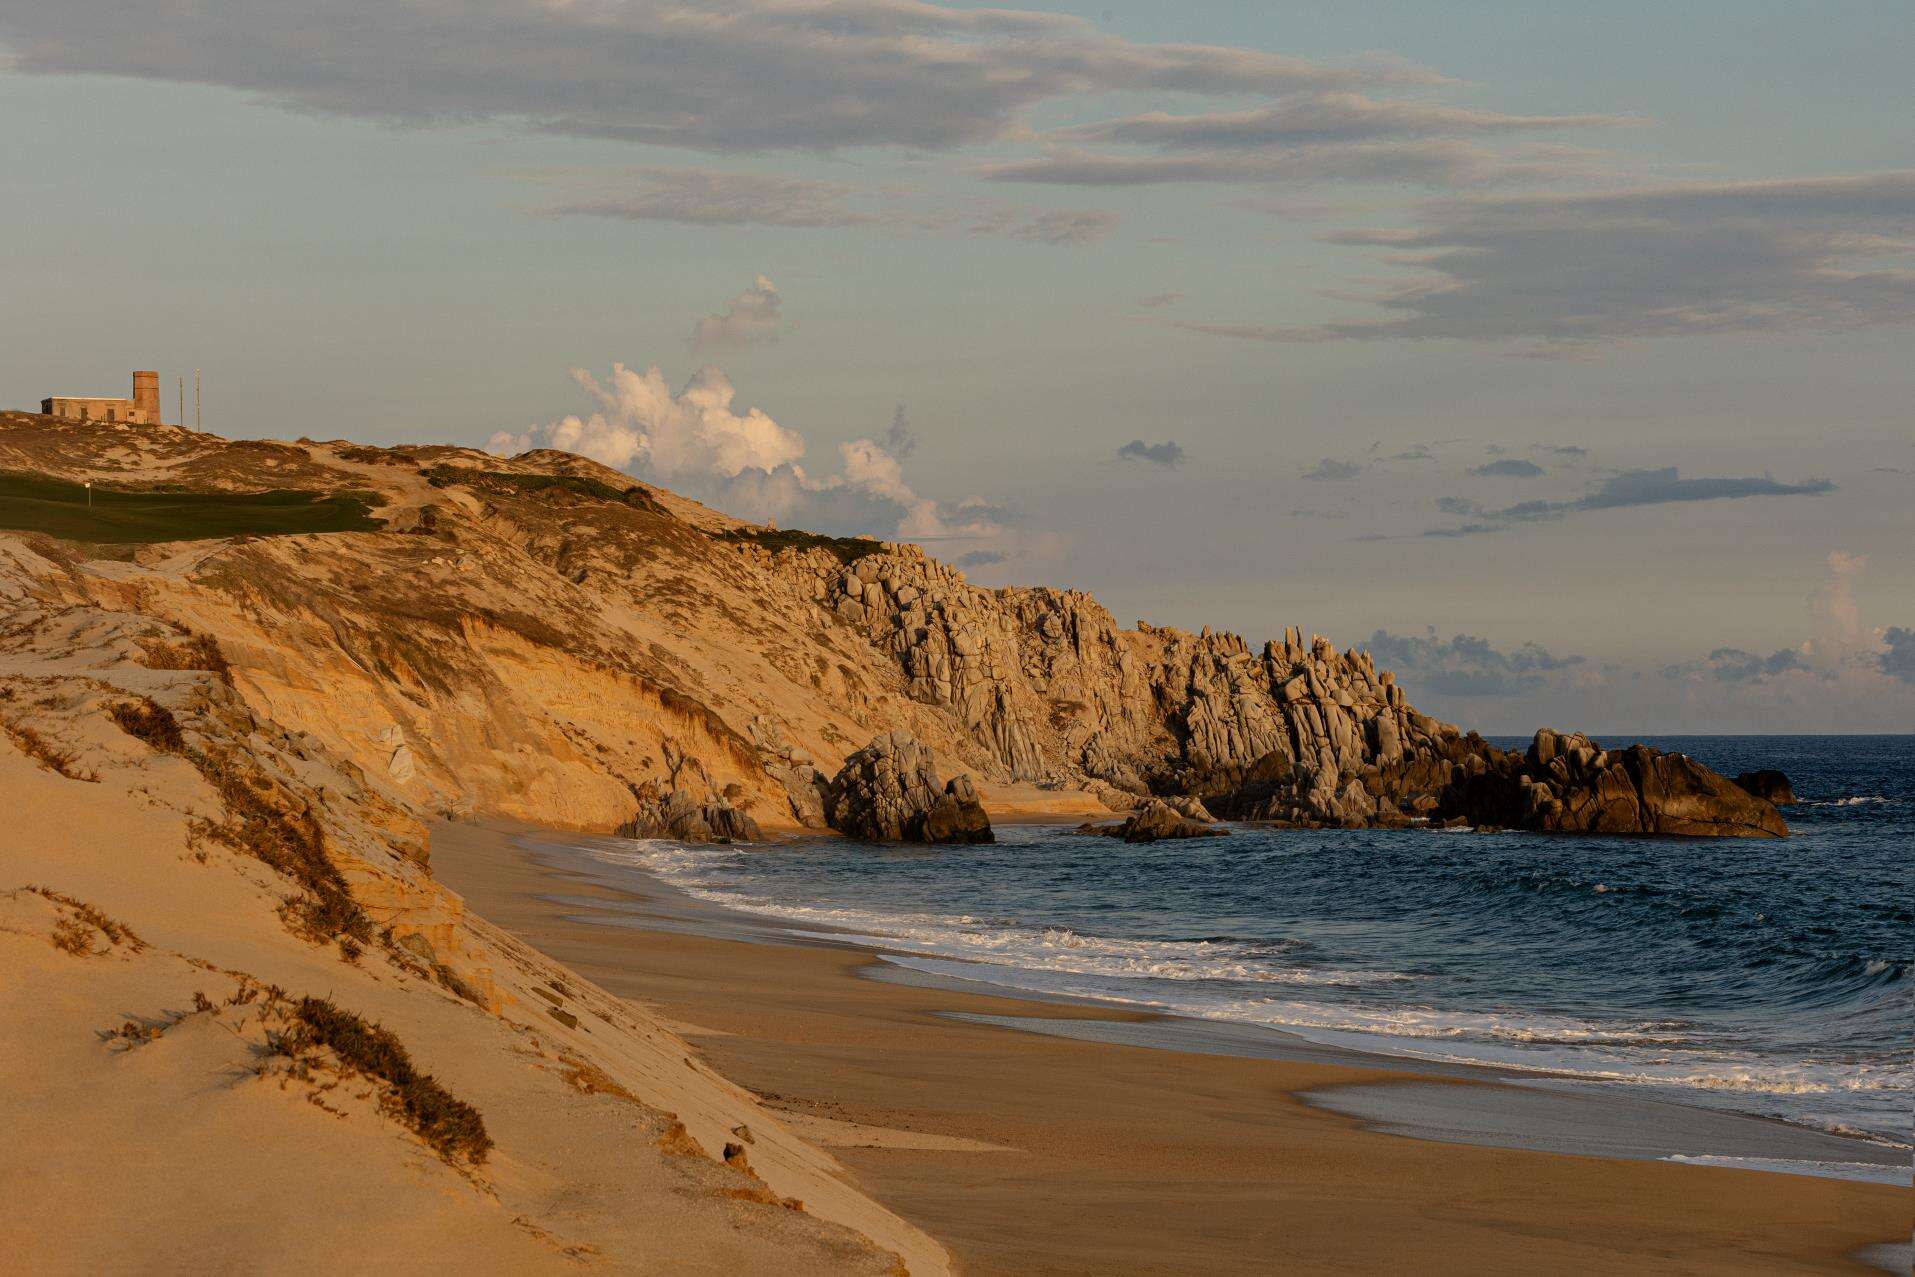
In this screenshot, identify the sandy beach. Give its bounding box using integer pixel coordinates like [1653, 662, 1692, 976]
[431, 820, 1911, 1276]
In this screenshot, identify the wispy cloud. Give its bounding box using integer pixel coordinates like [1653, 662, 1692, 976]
[1302, 457, 1364, 481]
[1883, 628, 1915, 683]
[1468, 458, 1544, 477]
[0, 2, 1436, 153]
[1366, 627, 1585, 697]
[1148, 171, 1915, 353]
[534, 166, 1119, 245]
[982, 90, 1633, 190]
[1422, 465, 1834, 534]
[1117, 439, 1187, 467]
[690, 276, 787, 355]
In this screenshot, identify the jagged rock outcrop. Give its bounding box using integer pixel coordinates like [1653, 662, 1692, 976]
[618, 783, 762, 843]
[823, 731, 993, 844]
[1080, 799, 1227, 843]
[1734, 770, 1797, 806]
[1310, 729, 1787, 838]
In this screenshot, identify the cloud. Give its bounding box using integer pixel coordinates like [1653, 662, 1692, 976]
[1703, 647, 1807, 683]
[1425, 466, 1833, 534]
[1137, 292, 1184, 309]
[1187, 170, 1915, 353]
[1469, 458, 1545, 477]
[1807, 550, 1868, 668]
[0, 2, 1435, 154]
[984, 138, 1608, 190]
[1882, 628, 1915, 683]
[1365, 627, 1584, 697]
[954, 550, 1006, 568]
[1302, 458, 1364, 481]
[982, 90, 1633, 190]
[539, 168, 880, 229]
[1117, 439, 1186, 466]
[1052, 93, 1637, 149]
[690, 276, 787, 355]
[968, 207, 1121, 246]
[533, 166, 1117, 245]
[1541, 445, 1589, 458]
[1368, 554, 1915, 731]
[488, 360, 1036, 567]
[883, 404, 916, 460]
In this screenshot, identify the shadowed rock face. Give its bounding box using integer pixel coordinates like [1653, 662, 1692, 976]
[617, 783, 762, 843]
[1280, 729, 1789, 838]
[1734, 770, 1797, 806]
[1080, 799, 1226, 843]
[824, 732, 993, 844]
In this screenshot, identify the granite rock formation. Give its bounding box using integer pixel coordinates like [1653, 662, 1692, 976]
[1081, 799, 1227, 843]
[1734, 770, 1797, 806]
[618, 782, 763, 843]
[824, 731, 993, 844]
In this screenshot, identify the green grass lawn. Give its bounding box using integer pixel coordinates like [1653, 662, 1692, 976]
[0, 471, 383, 543]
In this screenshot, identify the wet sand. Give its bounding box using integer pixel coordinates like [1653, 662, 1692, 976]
[430, 821, 1912, 1275]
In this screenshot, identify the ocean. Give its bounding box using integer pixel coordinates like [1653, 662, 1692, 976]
[594, 735, 1911, 1150]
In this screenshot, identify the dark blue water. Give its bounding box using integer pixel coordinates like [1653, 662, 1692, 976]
[605, 735, 1911, 1147]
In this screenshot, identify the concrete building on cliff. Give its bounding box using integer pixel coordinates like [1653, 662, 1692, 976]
[41, 371, 162, 425]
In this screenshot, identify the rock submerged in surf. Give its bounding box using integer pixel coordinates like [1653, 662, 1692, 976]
[1733, 770, 1797, 806]
[1080, 799, 1228, 843]
[824, 731, 994, 844]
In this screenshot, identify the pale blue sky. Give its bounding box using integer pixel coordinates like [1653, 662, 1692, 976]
[3, 1, 1910, 730]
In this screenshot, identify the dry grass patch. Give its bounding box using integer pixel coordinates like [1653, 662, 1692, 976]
[2, 719, 98, 781]
[137, 632, 231, 683]
[271, 995, 492, 1165]
[185, 745, 372, 946]
[29, 887, 145, 956]
[108, 697, 185, 752]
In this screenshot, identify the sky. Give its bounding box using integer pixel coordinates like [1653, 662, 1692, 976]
[2, 1, 1910, 732]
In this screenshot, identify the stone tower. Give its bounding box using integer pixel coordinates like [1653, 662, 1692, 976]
[132, 371, 161, 425]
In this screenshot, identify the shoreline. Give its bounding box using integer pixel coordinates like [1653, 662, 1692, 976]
[430, 818, 1910, 1275]
[525, 821, 1909, 1164]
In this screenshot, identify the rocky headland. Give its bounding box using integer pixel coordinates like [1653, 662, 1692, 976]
[0, 410, 1784, 844]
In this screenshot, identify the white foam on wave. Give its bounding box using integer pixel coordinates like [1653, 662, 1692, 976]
[1661, 1154, 1909, 1186]
[1802, 795, 1895, 807]
[590, 835, 1912, 1145]
[594, 840, 1408, 987]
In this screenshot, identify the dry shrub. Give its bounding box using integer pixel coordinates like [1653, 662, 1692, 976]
[187, 745, 371, 945]
[138, 632, 231, 683]
[32, 887, 144, 955]
[2, 721, 98, 782]
[109, 698, 185, 752]
[273, 996, 492, 1164]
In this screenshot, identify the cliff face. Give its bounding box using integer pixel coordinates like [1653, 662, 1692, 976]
[0, 412, 1783, 839]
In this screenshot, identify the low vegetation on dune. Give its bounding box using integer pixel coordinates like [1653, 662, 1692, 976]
[271, 995, 492, 1164]
[186, 743, 373, 948]
[421, 464, 668, 514]
[0, 470, 382, 543]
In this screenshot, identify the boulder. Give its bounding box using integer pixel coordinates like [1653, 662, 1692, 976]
[1733, 769, 1797, 806]
[619, 784, 762, 843]
[1081, 799, 1227, 843]
[824, 731, 993, 844]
